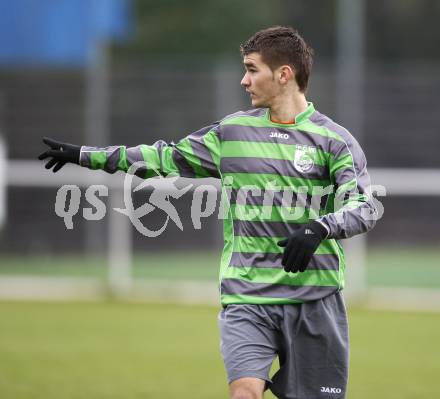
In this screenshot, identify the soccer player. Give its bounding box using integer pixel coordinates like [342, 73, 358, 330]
[39, 26, 377, 399]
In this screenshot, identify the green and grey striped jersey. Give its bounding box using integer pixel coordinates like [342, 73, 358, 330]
[80, 103, 377, 305]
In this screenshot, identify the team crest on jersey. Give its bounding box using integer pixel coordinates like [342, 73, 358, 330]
[293, 145, 316, 173]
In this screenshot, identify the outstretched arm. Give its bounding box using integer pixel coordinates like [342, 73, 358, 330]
[38, 124, 221, 179]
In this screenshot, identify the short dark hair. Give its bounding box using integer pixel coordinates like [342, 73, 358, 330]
[240, 26, 314, 92]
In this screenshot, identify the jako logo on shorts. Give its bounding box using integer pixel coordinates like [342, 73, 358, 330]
[320, 387, 342, 394]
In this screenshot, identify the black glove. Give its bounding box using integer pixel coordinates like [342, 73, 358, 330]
[38, 137, 81, 173]
[277, 221, 328, 273]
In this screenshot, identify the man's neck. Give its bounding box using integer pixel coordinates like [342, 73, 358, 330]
[269, 94, 308, 124]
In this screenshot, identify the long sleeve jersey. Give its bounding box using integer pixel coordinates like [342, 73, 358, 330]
[80, 103, 377, 305]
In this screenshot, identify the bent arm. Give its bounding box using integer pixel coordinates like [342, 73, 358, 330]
[316, 135, 378, 239]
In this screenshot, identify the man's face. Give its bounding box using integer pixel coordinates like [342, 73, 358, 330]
[241, 52, 279, 108]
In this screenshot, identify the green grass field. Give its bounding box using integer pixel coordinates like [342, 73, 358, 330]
[0, 301, 439, 399]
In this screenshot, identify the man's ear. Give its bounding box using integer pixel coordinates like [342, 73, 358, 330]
[278, 65, 295, 85]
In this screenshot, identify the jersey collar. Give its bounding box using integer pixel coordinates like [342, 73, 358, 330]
[267, 102, 315, 126]
[295, 102, 315, 124]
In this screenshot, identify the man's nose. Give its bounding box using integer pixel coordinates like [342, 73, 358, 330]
[241, 73, 250, 87]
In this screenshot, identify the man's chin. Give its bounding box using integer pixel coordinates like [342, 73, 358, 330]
[251, 98, 265, 108]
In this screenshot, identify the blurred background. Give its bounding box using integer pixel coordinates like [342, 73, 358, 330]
[0, 1, 439, 398]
